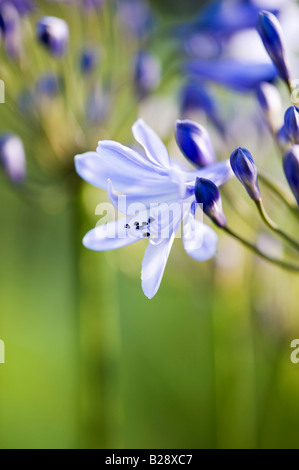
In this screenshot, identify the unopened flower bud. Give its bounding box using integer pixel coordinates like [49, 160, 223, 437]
[194, 177, 227, 227]
[230, 147, 261, 201]
[175, 120, 216, 168]
[284, 106, 299, 144]
[0, 134, 26, 183]
[283, 146, 299, 205]
[36, 16, 69, 57]
[134, 50, 160, 97]
[257, 11, 291, 86]
[256, 82, 282, 132]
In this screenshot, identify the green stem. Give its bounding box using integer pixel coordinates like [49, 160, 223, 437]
[258, 171, 298, 214]
[255, 199, 299, 252]
[222, 226, 299, 273]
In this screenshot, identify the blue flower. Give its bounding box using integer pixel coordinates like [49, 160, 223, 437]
[75, 119, 233, 298]
[284, 106, 299, 145]
[134, 50, 161, 97]
[230, 147, 261, 201]
[0, 2, 22, 59]
[179, 80, 225, 135]
[175, 0, 279, 40]
[36, 16, 69, 57]
[283, 146, 299, 205]
[0, 133, 26, 183]
[80, 47, 99, 75]
[117, 0, 154, 38]
[194, 177, 227, 227]
[175, 119, 216, 168]
[184, 59, 278, 92]
[257, 10, 291, 86]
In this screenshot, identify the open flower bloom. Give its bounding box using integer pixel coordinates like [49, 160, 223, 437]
[75, 119, 233, 298]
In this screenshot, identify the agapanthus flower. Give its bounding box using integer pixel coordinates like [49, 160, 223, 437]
[117, 0, 154, 38]
[0, 2, 22, 59]
[36, 16, 69, 57]
[179, 80, 225, 135]
[176, 0, 279, 40]
[75, 119, 232, 298]
[257, 10, 291, 87]
[185, 59, 278, 92]
[283, 146, 299, 205]
[0, 133, 26, 183]
[134, 50, 161, 98]
[0, 0, 34, 15]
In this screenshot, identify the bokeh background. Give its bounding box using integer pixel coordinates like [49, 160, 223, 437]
[0, 0, 299, 449]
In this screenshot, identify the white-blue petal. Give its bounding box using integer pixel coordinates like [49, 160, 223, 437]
[132, 118, 171, 168]
[184, 159, 233, 187]
[183, 211, 218, 261]
[141, 235, 175, 299]
[75, 142, 168, 192]
[83, 219, 138, 251]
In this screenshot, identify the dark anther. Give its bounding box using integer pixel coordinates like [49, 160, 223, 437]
[134, 221, 139, 226]
[143, 232, 150, 238]
[141, 221, 148, 227]
[148, 217, 154, 224]
[124, 224, 130, 229]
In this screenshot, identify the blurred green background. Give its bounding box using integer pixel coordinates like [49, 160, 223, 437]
[1, 177, 299, 449]
[0, 0, 299, 450]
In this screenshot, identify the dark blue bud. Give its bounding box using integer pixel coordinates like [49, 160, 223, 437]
[284, 106, 299, 144]
[0, 133, 26, 183]
[36, 16, 69, 57]
[80, 47, 98, 74]
[175, 119, 216, 168]
[230, 147, 261, 201]
[134, 50, 160, 97]
[283, 146, 299, 205]
[257, 10, 290, 86]
[194, 177, 227, 227]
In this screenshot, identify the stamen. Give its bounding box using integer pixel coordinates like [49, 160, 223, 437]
[143, 232, 151, 238]
[124, 223, 130, 229]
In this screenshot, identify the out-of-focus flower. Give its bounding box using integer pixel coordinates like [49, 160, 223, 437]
[75, 119, 232, 298]
[185, 59, 278, 92]
[230, 147, 261, 201]
[284, 106, 299, 144]
[36, 72, 61, 98]
[36, 16, 69, 57]
[0, 2, 22, 59]
[0, 133, 26, 183]
[283, 146, 299, 205]
[134, 50, 161, 97]
[256, 82, 282, 132]
[175, 0, 279, 41]
[257, 10, 291, 87]
[80, 47, 99, 75]
[194, 177, 227, 227]
[175, 119, 216, 168]
[276, 125, 291, 152]
[0, 0, 34, 15]
[117, 0, 154, 38]
[47, 0, 105, 10]
[179, 80, 225, 135]
[86, 84, 110, 124]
